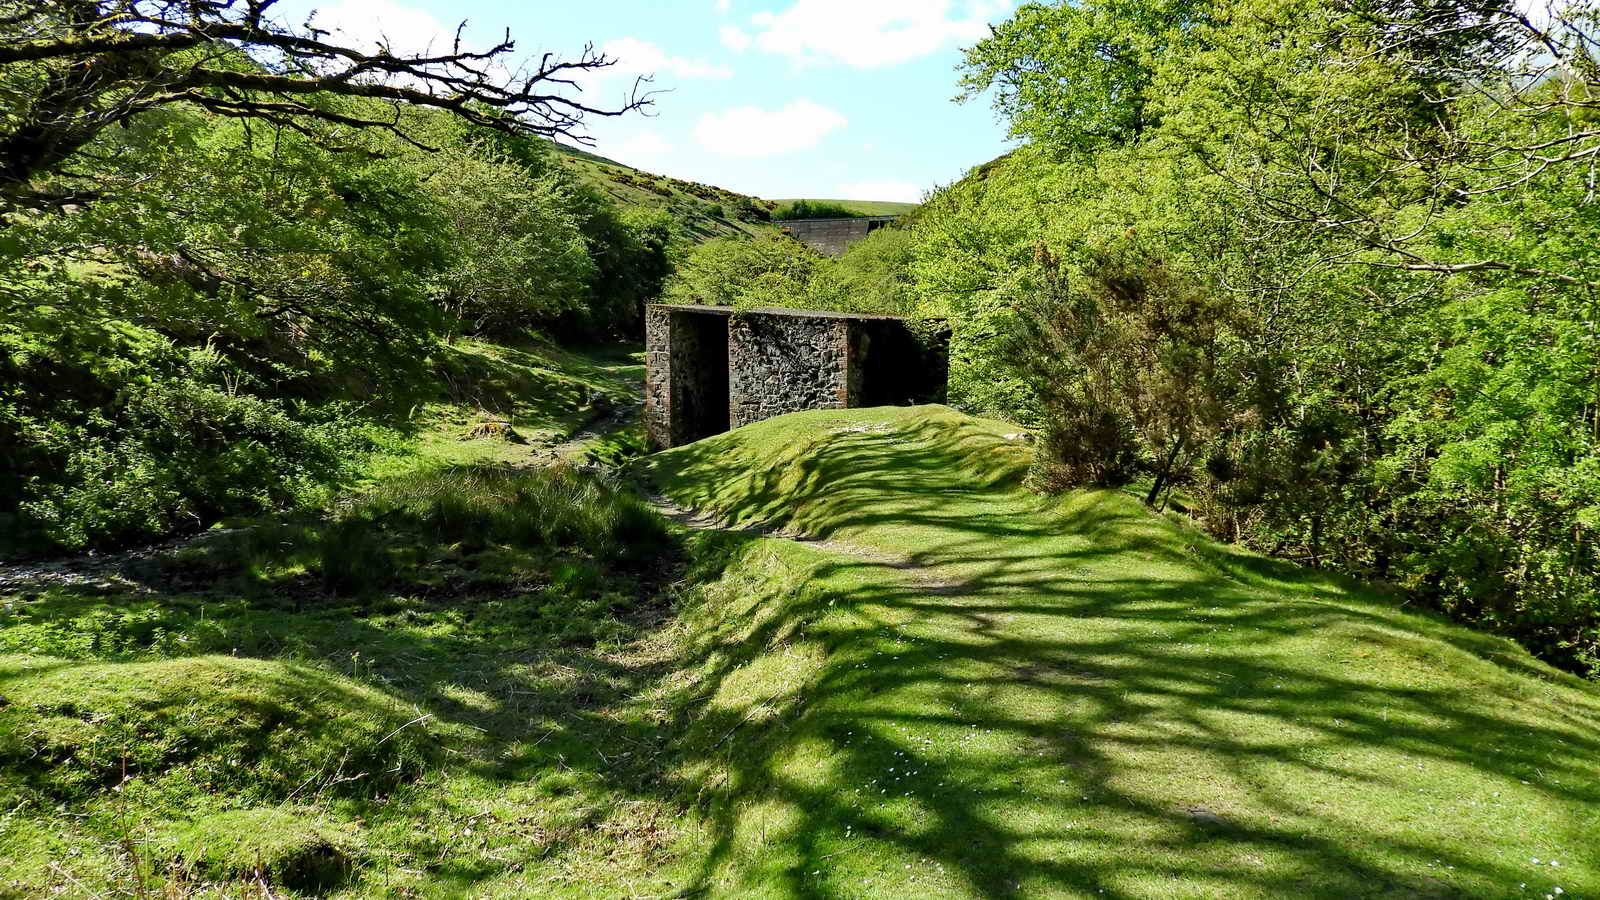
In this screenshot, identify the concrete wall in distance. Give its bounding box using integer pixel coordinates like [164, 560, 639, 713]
[781, 217, 897, 257]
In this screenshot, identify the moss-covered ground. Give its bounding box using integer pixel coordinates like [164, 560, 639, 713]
[2, 402, 1597, 898]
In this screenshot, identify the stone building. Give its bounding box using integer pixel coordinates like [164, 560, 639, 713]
[779, 216, 898, 257]
[644, 304, 949, 450]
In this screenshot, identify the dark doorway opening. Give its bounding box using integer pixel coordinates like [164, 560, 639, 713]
[674, 311, 731, 442]
[857, 321, 949, 408]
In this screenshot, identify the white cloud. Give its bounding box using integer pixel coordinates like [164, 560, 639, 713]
[719, 25, 753, 51]
[716, 0, 732, 11]
[838, 180, 924, 203]
[598, 37, 733, 81]
[607, 130, 675, 165]
[307, 0, 456, 57]
[694, 100, 848, 158]
[745, 0, 1014, 69]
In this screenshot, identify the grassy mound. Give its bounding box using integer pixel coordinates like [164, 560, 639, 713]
[162, 807, 359, 893]
[0, 655, 435, 807]
[638, 405, 1600, 898]
[0, 459, 685, 897]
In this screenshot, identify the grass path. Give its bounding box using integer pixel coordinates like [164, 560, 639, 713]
[639, 405, 1600, 899]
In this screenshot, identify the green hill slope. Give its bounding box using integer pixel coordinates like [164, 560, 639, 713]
[638, 405, 1600, 898]
[551, 142, 778, 242]
[773, 198, 920, 216]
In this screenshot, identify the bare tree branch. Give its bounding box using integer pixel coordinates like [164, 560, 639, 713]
[0, 0, 654, 204]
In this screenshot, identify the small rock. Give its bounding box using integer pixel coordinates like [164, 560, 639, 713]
[1185, 807, 1234, 831]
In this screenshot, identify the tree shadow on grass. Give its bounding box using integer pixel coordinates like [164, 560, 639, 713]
[640, 412, 1600, 898]
[3, 411, 1599, 897]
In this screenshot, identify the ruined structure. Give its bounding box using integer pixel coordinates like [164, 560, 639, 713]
[645, 304, 948, 450]
[780, 216, 898, 257]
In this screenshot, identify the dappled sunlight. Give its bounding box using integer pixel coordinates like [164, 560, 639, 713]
[4, 406, 1597, 896]
[648, 406, 1600, 898]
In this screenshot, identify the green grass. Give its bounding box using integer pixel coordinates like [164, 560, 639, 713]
[0, 463, 685, 897]
[4, 404, 1598, 897]
[636, 405, 1600, 898]
[771, 199, 920, 216]
[378, 338, 645, 475]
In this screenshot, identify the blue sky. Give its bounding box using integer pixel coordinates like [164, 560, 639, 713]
[279, 0, 1022, 202]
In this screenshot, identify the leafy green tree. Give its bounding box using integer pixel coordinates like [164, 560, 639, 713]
[959, 0, 1212, 151]
[663, 231, 823, 309]
[422, 149, 595, 339]
[915, 0, 1600, 673]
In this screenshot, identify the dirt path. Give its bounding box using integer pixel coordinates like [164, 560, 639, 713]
[547, 402, 642, 464]
[0, 528, 247, 594]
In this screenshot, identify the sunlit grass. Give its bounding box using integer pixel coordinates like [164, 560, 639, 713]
[640, 405, 1600, 898]
[3, 405, 1597, 897]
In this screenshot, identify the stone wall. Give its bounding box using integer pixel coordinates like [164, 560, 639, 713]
[645, 304, 949, 450]
[644, 307, 729, 449]
[780, 216, 898, 257]
[728, 314, 853, 428]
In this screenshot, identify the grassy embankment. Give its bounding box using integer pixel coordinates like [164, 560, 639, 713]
[397, 337, 648, 472]
[636, 405, 1600, 898]
[3, 399, 1597, 897]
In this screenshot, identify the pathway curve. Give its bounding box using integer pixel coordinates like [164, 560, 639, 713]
[641, 491, 971, 594]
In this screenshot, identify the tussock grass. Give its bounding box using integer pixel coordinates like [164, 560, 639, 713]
[169, 463, 670, 598]
[360, 463, 665, 562]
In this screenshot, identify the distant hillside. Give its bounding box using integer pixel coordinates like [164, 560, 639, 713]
[772, 198, 920, 217]
[551, 142, 778, 242]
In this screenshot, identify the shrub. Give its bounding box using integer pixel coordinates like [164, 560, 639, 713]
[663, 232, 823, 309]
[0, 316, 384, 555]
[774, 199, 862, 220]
